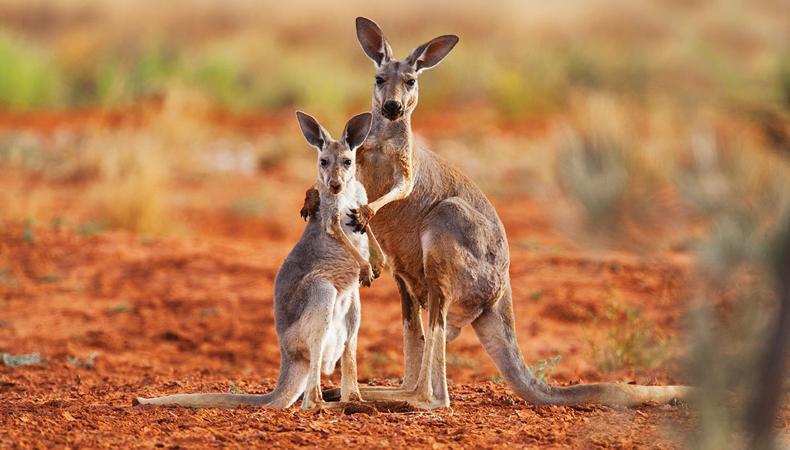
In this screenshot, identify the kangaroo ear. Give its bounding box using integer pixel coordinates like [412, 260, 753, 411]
[343, 112, 372, 151]
[356, 17, 392, 67]
[296, 111, 330, 150]
[406, 35, 459, 73]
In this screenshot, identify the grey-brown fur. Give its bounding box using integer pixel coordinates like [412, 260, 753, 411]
[136, 112, 383, 409]
[305, 17, 688, 408]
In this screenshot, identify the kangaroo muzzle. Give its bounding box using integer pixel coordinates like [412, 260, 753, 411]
[382, 100, 404, 120]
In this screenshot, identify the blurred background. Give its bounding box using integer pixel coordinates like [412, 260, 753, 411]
[0, 0, 787, 239]
[0, 0, 788, 447]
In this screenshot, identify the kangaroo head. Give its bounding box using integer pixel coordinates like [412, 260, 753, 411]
[296, 111, 372, 195]
[356, 17, 459, 121]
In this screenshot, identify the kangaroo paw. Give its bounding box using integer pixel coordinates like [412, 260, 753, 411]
[347, 205, 374, 233]
[300, 188, 320, 220]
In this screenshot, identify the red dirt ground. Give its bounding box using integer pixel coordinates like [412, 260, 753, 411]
[1, 198, 699, 449]
[0, 110, 787, 448]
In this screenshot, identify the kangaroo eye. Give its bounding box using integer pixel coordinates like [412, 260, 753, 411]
[343, 159, 352, 167]
[405, 79, 416, 87]
[320, 159, 328, 167]
[375, 76, 385, 85]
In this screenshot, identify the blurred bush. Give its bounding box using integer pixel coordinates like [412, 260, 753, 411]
[0, 0, 786, 120]
[0, 31, 63, 108]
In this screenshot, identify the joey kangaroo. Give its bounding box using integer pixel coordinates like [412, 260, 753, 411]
[302, 17, 689, 409]
[137, 111, 385, 409]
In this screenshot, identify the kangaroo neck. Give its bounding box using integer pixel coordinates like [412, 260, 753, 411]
[368, 110, 413, 150]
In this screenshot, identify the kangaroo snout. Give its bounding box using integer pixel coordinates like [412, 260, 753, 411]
[382, 100, 403, 120]
[329, 180, 343, 193]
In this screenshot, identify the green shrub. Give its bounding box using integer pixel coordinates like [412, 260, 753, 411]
[0, 32, 63, 109]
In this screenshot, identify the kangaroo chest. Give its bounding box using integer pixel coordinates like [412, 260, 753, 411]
[322, 190, 367, 252]
[356, 141, 403, 201]
[356, 141, 427, 283]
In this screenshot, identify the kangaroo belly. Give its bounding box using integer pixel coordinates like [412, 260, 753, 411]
[320, 286, 358, 374]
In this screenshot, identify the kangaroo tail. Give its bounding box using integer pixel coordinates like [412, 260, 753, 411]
[471, 287, 690, 407]
[136, 357, 309, 408]
[136, 392, 276, 408]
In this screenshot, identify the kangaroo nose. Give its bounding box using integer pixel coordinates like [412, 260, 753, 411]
[330, 181, 342, 193]
[382, 101, 403, 119]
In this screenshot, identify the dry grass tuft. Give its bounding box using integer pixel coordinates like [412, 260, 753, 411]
[89, 134, 169, 234]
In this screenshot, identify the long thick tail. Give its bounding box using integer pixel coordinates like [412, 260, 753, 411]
[472, 287, 690, 407]
[136, 392, 276, 408]
[136, 358, 309, 408]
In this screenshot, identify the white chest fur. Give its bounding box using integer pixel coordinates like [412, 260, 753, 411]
[320, 181, 369, 258]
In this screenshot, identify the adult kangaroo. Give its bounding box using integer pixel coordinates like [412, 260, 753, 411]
[304, 17, 688, 409]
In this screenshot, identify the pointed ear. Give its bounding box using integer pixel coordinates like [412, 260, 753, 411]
[342, 112, 372, 151]
[356, 17, 392, 67]
[406, 35, 459, 73]
[295, 111, 330, 150]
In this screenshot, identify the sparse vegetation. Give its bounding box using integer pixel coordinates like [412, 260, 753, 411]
[528, 356, 561, 383]
[227, 196, 269, 218]
[0, 32, 63, 109]
[77, 221, 110, 237]
[88, 133, 171, 234]
[108, 302, 132, 314]
[228, 382, 245, 394]
[36, 273, 63, 284]
[594, 302, 674, 373]
[2, 352, 43, 367]
[447, 353, 479, 369]
[22, 219, 35, 244]
[490, 375, 505, 384]
[67, 352, 98, 369]
[0, 1, 783, 117]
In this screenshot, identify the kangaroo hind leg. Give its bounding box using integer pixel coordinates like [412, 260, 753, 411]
[340, 288, 362, 401]
[299, 280, 337, 409]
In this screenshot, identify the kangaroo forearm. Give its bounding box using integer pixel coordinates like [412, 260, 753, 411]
[331, 221, 370, 268]
[366, 226, 386, 264]
[368, 178, 413, 213]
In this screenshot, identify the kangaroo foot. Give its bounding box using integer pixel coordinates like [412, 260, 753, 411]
[357, 387, 448, 410]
